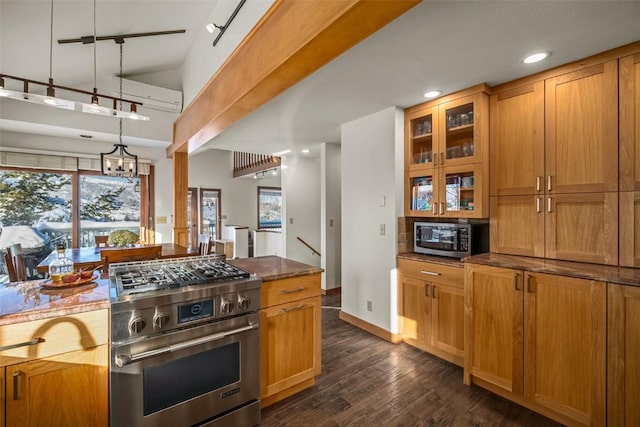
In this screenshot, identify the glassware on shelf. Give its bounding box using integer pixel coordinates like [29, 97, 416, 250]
[48, 242, 74, 281]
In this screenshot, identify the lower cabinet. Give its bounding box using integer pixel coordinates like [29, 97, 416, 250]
[607, 284, 640, 426]
[398, 258, 464, 366]
[260, 273, 322, 407]
[5, 345, 108, 427]
[464, 263, 606, 426]
[0, 309, 109, 427]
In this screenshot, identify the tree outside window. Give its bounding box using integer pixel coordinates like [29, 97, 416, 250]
[258, 187, 282, 230]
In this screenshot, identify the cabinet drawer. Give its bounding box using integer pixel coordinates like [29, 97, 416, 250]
[0, 309, 108, 367]
[262, 273, 322, 308]
[398, 259, 463, 287]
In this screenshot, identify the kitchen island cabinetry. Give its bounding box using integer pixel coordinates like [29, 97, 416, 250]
[398, 257, 464, 366]
[227, 256, 323, 407]
[464, 262, 606, 426]
[0, 308, 109, 427]
[404, 85, 490, 218]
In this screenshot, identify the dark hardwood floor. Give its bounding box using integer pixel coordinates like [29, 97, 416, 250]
[260, 294, 562, 427]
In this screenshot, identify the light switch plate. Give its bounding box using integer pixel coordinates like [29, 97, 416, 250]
[379, 224, 385, 235]
[156, 216, 167, 224]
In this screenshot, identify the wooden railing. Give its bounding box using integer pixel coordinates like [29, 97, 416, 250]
[233, 152, 281, 177]
[297, 236, 320, 256]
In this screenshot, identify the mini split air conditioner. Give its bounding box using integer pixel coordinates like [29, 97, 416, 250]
[112, 77, 183, 113]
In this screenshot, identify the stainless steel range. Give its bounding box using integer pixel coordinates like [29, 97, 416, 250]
[108, 254, 262, 427]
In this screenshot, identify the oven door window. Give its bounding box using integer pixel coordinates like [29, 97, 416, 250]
[143, 342, 240, 416]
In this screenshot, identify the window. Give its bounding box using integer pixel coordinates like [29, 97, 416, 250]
[257, 186, 282, 230]
[0, 165, 152, 282]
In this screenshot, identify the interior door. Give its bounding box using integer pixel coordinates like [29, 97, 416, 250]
[200, 188, 221, 241]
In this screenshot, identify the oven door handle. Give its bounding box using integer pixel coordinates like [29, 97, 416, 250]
[115, 321, 258, 368]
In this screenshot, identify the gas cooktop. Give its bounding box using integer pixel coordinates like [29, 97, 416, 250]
[109, 254, 252, 297]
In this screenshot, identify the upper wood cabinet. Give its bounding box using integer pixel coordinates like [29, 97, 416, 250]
[620, 191, 640, 267]
[545, 60, 619, 194]
[405, 86, 489, 218]
[490, 59, 620, 265]
[620, 53, 640, 191]
[490, 81, 545, 197]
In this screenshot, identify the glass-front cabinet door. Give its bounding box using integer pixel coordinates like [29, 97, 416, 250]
[439, 94, 484, 166]
[440, 164, 482, 217]
[406, 171, 438, 216]
[405, 106, 438, 171]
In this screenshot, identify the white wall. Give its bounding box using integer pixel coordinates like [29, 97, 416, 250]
[341, 106, 403, 333]
[282, 156, 321, 267]
[181, 0, 275, 106]
[321, 143, 341, 290]
[188, 148, 280, 231]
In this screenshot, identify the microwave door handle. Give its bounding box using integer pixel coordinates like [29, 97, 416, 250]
[114, 321, 258, 367]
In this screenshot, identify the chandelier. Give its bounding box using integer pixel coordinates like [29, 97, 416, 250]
[100, 38, 138, 177]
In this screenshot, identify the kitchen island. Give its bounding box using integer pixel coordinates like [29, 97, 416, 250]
[0, 277, 109, 426]
[228, 256, 324, 407]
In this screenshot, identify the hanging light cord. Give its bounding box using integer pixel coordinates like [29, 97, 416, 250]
[118, 42, 123, 143]
[49, 0, 53, 80]
[93, 0, 97, 90]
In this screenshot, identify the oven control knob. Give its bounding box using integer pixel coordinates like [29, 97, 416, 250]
[238, 295, 251, 311]
[153, 312, 170, 329]
[129, 316, 147, 335]
[221, 299, 235, 314]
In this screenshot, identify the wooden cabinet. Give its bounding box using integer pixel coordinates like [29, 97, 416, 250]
[464, 264, 606, 426]
[619, 53, 640, 267]
[0, 309, 109, 427]
[398, 258, 464, 366]
[405, 86, 489, 218]
[260, 273, 322, 407]
[5, 345, 108, 427]
[608, 284, 640, 426]
[490, 59, 619, 265]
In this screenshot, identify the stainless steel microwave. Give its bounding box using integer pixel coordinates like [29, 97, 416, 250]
[414, 222, 488, 258]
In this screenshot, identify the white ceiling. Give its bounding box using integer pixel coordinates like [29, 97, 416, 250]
[1, 1, 640, 158]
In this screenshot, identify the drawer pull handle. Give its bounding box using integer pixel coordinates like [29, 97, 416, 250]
[536, 176, 541, 192]
[547, 175, 552, 191]
[0, 337, 43, 352]
[547, 197, 552, 213]
[420, 270, 441, 276]
[281, 304, 307, 313]
[439, 202, 444, 215]
[432, 285, 437, 298]
[280, 287, 306, 294]
[13, 370, 21, 400]
[527, 276, 535, 293]
[536, 197, 541, 213]
[513, 273, 520, 291]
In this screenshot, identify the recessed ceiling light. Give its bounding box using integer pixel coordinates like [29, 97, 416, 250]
[423, 90, 441, 99]
[273, 149, 291, 156]
[301, 149, 310, 154]
[522, 51, 550, 64]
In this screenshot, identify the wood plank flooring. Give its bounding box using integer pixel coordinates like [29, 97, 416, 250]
[260, 294, 562, 427]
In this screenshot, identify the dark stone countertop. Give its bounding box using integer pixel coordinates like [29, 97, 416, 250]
[464, 253, 640, 287]
[0, 278, 110, 326]
[228, 256, 324, 282]
[397, 252, 464, 268]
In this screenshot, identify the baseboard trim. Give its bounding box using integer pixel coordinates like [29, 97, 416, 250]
[338, 310, 402, 344]
[322, 287, 341, 296]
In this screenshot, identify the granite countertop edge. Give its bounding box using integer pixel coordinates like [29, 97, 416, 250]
[228, 256, 324, 282]
[0, 279, 110, 326]
[463, 253, 640, 287]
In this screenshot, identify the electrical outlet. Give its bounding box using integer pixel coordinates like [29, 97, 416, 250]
[329, 219, 334, 227]
[289, 217, 294, 224]
[367, 300, 373, 312]
[379, 224, 385, 235]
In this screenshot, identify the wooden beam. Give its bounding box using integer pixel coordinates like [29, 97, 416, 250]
[168, 0, 420, 157]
